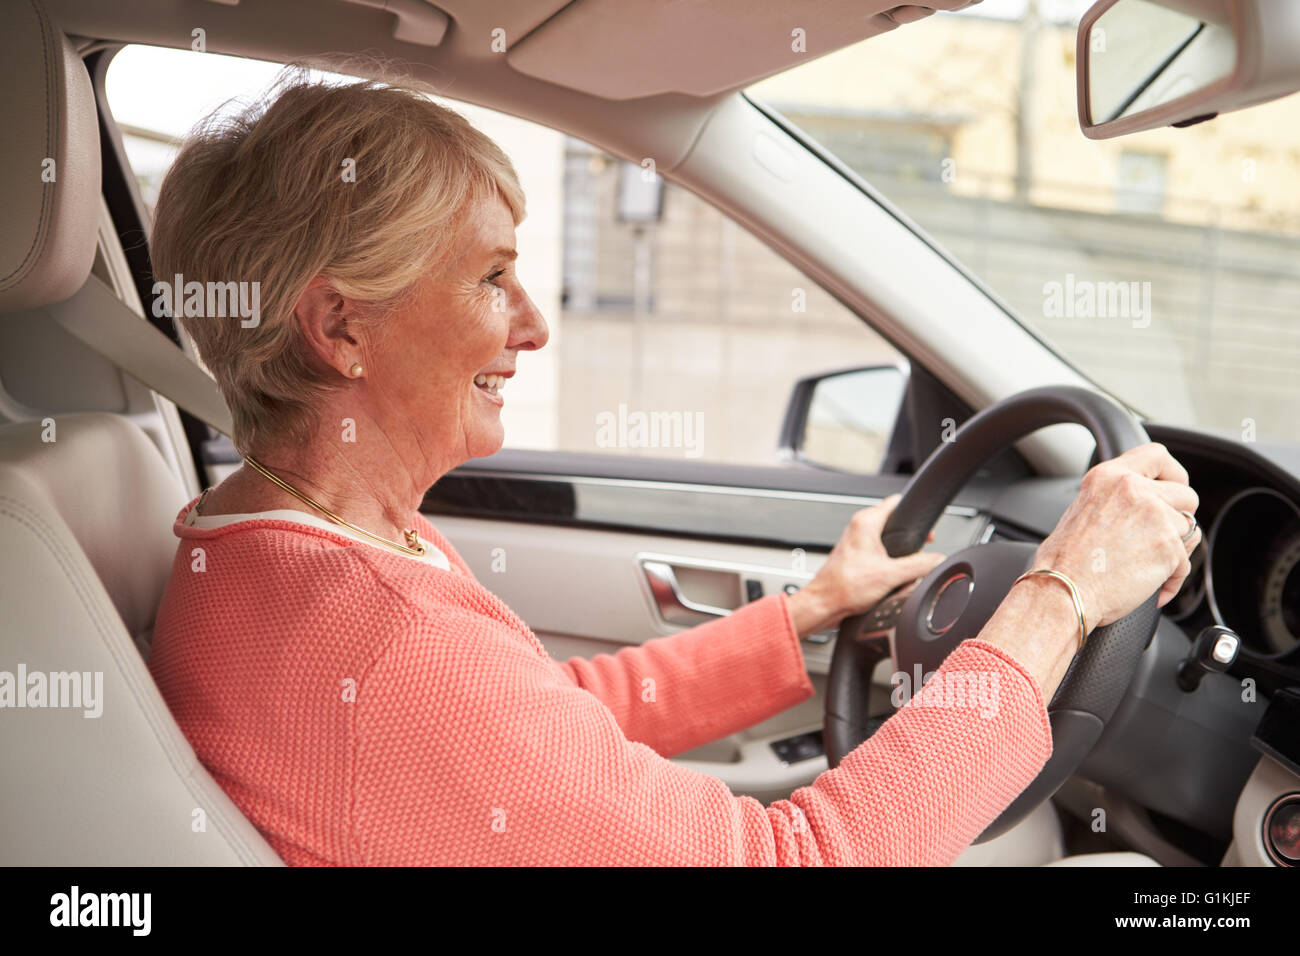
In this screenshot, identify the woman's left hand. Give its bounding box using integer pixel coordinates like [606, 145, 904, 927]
[786, 494, 946, 639]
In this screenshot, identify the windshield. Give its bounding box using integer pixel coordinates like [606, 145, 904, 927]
[749, 0, 1300, 444]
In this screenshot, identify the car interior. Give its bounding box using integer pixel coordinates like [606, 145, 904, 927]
[2, 0, 1299, 867]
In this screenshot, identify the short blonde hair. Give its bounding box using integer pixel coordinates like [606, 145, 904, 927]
[150, 67, 526, 453]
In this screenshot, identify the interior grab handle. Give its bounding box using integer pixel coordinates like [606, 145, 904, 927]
[641, 560, 731, 625]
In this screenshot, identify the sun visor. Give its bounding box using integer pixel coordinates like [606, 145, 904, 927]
[507, 1, 983, 100]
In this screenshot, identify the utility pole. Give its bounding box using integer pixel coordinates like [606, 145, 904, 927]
[1014, 0, 1044, 201]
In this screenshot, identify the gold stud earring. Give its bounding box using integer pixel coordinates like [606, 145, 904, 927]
[350, 363, 363, 377]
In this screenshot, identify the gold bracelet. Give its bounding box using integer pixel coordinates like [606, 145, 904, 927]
[1011, 568, 1089, 654]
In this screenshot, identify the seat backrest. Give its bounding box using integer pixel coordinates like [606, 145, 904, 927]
[0, 1, 282, 865]
[0, 414, 285, 865]
[1, 418, 188, 658]
[3, 413, 188, 656]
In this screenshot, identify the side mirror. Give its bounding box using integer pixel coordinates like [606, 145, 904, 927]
[1078, 0, 1300, 139]
[778, 364, 908, 473]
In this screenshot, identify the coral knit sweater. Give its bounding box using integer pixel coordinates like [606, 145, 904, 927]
[149, 498, 1054, 866]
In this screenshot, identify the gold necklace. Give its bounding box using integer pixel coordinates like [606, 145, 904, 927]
[242, 455, 426, 557]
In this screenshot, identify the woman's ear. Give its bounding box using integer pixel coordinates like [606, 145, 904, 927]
[294, 275, 361, 376]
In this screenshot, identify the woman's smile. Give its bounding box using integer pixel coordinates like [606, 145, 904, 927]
[472, 370, 510, 407]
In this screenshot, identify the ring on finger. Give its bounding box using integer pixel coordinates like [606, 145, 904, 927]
[1179, 509, 1198, 543]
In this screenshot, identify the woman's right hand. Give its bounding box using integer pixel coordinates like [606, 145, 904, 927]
[1032, 441, 1201, 632]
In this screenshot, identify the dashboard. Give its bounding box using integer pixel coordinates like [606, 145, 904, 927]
[1199, 487, 1300, 655]
[978, 423, 1300, 663]
[1148, 425, 1300, 659]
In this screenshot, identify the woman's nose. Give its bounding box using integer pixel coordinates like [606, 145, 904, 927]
[512, 289, 550, 351]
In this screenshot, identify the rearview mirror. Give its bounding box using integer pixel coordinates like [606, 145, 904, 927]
[1078, 0, 1300, 139]
[778, 364, 908, 473]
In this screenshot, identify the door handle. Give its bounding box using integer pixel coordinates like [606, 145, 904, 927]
[641, 560, 731, 625]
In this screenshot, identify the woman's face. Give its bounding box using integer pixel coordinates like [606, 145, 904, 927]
[365, 193, 549, 472]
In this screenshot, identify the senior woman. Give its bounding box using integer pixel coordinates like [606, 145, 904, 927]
[148, 72, 1200, 866]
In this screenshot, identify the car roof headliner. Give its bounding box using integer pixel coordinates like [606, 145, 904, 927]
[44, 0, 978, 172]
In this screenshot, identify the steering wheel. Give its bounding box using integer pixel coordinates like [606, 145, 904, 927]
[823, 385, 1161, 842]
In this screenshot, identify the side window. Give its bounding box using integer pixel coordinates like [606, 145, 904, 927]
[106, 45, 904, 470]
[553, 138, 902, 467]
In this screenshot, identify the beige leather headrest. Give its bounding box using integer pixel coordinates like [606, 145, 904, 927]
[0, 0, 100, 312]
